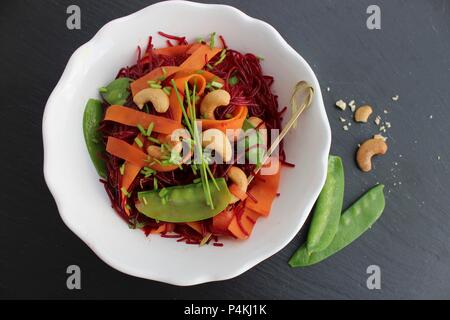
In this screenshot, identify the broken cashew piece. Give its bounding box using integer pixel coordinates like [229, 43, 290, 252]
[147, 145, 164, 159]
[356, 138, 388, 172]
[202, 129, 232, 162]
[133, 88, 170, 113]
[147, 132, 189, 160]
[227, 166, 248, 204]
[200, 89, 231, 120]
[354, 105, 373, 123]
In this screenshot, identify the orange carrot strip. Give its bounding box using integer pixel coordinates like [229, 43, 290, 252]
[180, 44, 222, 70]
[173, 69, 224, 84]
[187, 222, 203, 234]
[212, 210, 234, 233]
[173, 74, 207, 97]
[104, 105, 181, 135]
[106, 137, 148, 167]
[229, 184, 248, 201]
[151, 224, 166, 234]
[130, 66, 180, 96]
[186, 43, 202, 54]
[200, 106, 248, 133]
[245, 158, 281, 216]
[150, 42, 202, 57]
[121, 163, 141, 216]
[168, 73, 207, 122]
[120, 133, 148, 216]
[153, 45, 192, 57]
[228, 208, 260, 240]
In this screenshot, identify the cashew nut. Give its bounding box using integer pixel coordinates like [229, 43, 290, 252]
[202, 129, 232, 162]
[133, 88, 170, 113]
[356, 138, 388, 172]
[354, 105, 373, 123]
[200, 89, 231, 120]
[227, 166, 248, 203]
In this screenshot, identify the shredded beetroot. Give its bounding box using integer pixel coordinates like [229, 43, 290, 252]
[158, 31, 188, 45]
[98, 33, 287, 246]
[161, 234, 183, 239]
[246, 191, 258, 203]
[281, 160, 296, 168]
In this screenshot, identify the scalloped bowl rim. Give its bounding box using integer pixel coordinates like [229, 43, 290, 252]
[43, 1, 331, 286]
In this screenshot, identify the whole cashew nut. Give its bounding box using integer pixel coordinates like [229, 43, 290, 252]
[200, 89, 231, 120]
[354, 105, 373, 123]
[356, 138, 388, 172]
[202, 129, 232, 163]
[133, 88, 170, 113]
[227, 166, 248, 204]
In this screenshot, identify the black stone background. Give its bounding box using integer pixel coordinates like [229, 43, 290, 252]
[1, 0, 449, 299]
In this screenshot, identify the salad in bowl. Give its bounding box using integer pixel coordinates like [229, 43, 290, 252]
[84, 32, 286, 246]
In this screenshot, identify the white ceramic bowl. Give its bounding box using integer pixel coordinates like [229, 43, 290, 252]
[43, 1, 331, 286]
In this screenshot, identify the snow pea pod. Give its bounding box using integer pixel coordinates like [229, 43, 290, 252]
[307, 155, 344, 253]
[136, 178, 232, 223]
[289, 184, 385, 267]
[83, 99, 106, 178]
[241, 119, 265, 165]
[101, 78, 131, 105]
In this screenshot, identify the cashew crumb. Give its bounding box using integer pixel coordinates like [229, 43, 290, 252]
[336, 100, 347, 111]
[339, 117, 347, 122]
[384, 110, 388, 114]
[392, 95, 399, 101]
[375, 116, 381, 126]
[327, 87, 331, 92]
[343, 125, 349, 131]
[379, 126, 386, 132]
[429, 115, 433, 119]
[348, 100, 356, 112]
[385, 122, 391, 128]
[348, 122, 352, 127]
[438, 156, 441, 160]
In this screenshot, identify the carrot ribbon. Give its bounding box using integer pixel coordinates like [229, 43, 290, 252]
[131, 44, 221, 96]
[104, 105, 182, 135]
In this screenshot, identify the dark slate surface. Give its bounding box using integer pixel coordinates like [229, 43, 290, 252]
[1, 0, 449, 299]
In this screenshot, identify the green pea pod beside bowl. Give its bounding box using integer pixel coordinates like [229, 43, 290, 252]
[83, 99, 106, 178]
[289, 184, 385, 267]
[307, 155, 344, 253]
